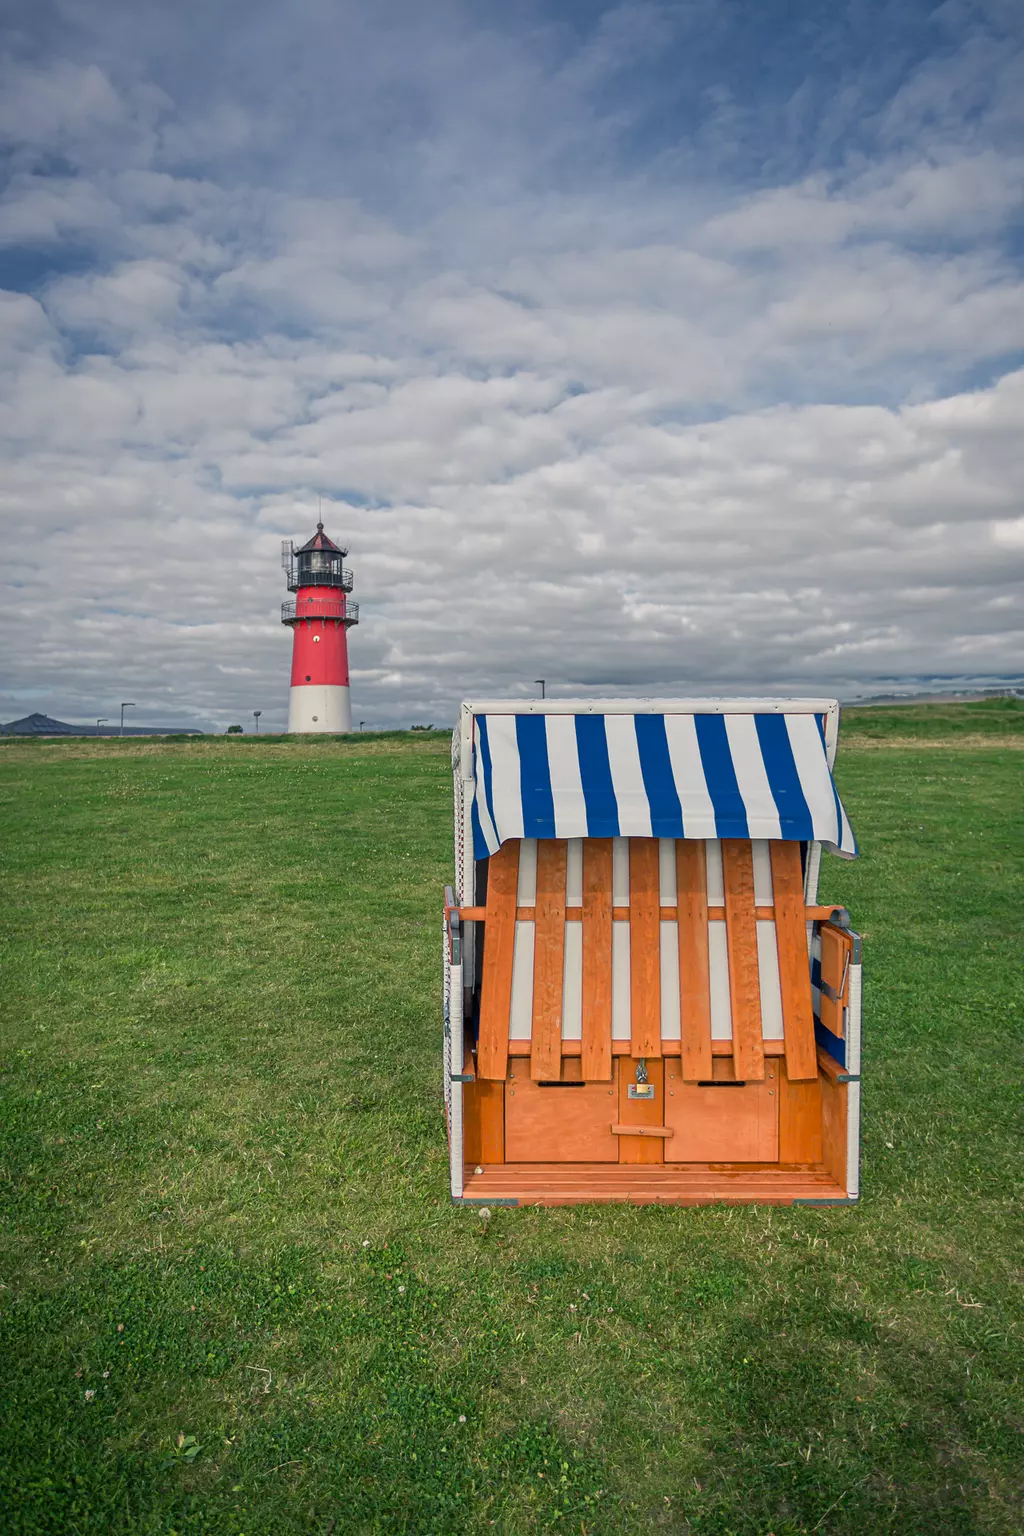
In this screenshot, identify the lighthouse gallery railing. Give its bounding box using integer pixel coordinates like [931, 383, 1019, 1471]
[281, 598, 359, 625]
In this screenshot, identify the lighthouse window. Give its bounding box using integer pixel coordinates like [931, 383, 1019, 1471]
[313, 634, 321, 642]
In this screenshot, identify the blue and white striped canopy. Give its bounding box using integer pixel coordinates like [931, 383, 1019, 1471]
[470, 710, 857, 858]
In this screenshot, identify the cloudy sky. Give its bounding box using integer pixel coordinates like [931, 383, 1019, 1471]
[2, 0, 1022, 731]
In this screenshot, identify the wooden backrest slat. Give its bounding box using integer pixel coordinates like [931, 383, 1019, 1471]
[530, 840, 567, 1081]
[721, 839, 765, 1081]
[676, 840, 713, 1081]
[581, 839, 613, 1080]
[769, 842, 818, 1080]
[628, 838, 662, 1058]
[476, 840, 520, 1080]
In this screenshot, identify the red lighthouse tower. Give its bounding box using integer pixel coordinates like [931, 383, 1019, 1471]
[281, 523, 359, 733]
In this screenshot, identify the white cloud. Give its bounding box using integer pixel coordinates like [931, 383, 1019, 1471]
[45, 259, 188, 336]
[702, 150, 1024, 251]
[991, 517, 1024, 551]
[0, 60, 124, 147]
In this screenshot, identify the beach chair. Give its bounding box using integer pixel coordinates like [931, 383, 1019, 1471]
[443, 700, 862, 1206]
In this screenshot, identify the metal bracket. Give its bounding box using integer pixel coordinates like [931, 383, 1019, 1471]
[451, 1073, 475, 1084]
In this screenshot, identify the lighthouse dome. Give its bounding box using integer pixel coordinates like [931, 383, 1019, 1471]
[296, 521, 345, 556]
[285, 522, 353, 591]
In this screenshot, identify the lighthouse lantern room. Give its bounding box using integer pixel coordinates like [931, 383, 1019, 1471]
[281, 522, 359, 733]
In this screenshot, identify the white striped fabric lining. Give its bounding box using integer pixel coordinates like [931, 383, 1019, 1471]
[663, 716, 717, 840]
[508, 837, 788, 1045]
[724, 715, 783, 840]
[544, 713, 587, 840]
[604, 715, 652, 838]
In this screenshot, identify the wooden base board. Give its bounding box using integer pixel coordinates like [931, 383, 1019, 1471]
[459, 1162, 852, 1206]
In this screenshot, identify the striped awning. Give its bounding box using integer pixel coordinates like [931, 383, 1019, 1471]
[470, 709, 857, 858]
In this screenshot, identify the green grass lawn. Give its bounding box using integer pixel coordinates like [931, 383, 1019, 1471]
[841, 694, 1024, 742]
[0, 710, 1021, 1535]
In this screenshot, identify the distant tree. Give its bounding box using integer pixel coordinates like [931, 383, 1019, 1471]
[226, 724, 243, 734]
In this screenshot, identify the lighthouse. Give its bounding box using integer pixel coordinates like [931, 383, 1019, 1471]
[281, 523, 359, 733]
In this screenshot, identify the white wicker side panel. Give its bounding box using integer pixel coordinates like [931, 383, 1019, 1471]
[454, 708, 478, 996]
[845, 957, 863, 1078]
[444, 949, 464, 1199]
[451, 727, 465, 904]
[442, 905, 451, 1105]
[845, 957, 863, 1198]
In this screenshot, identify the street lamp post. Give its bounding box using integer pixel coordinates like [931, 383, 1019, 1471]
[253, 711, 262, 734]
[535, 679, 546, 699]
[120, 703, 135, 737]
[96, 718, 108, 733]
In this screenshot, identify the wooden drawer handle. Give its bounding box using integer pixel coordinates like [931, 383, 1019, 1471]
[610, 1124, 674, 1138]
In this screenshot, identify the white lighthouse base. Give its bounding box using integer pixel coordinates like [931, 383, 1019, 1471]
[288, 684, 352, 734]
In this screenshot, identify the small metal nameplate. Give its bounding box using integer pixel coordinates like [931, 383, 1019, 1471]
[628, 1084, 655, 1100]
